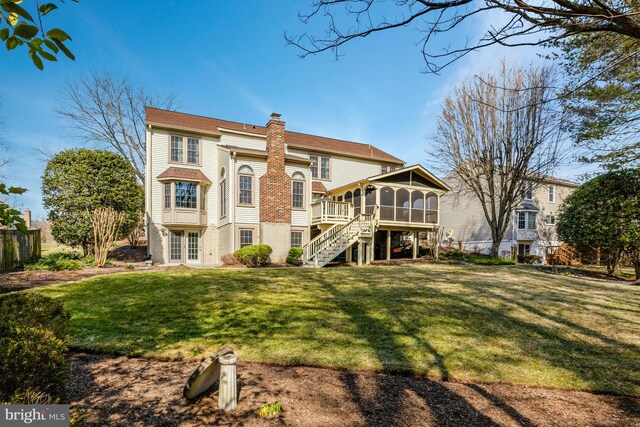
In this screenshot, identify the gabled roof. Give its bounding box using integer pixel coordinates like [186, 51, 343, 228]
[146, 107, 405, 165]
[312, 181, 328, 194]
[157, 167, 211, 184]
[369, 164, 451, 191]
[327, 164, 450, 194]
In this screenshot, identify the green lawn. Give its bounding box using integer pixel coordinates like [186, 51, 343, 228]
[34, 264, 640, 395]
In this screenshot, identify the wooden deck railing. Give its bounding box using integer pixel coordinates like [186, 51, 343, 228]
[310, 200, 353, 225]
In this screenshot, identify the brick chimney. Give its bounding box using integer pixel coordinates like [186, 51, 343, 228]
[23, 209, 31, 229]
[266, 113, 285, 173]
[259, 113, 292, 223]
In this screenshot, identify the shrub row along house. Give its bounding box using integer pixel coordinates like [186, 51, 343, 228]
[144, 108, 450, 266]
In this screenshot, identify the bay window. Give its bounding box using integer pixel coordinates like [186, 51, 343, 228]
[175, 182, 197, 208]
[517, 211, 537, 230]
[164, 183, 171, 209]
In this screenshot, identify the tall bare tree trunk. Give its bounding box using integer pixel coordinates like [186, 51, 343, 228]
[89, 208, 126, 267]
[430, 61, 562, 257]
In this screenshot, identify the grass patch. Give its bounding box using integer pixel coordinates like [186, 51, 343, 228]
[467, 255, 516, 265]
[34, 264, 640, 395]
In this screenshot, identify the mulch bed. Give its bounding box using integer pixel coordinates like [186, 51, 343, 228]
[68, 353, 640, 426]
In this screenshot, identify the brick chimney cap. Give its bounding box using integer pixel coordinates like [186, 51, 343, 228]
[270, 112, 282, 120]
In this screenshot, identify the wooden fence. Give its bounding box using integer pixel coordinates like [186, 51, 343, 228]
[0, 229, 41, 272]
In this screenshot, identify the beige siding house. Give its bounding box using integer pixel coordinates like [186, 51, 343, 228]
[439, 174, 579, 260]
[145, 108, 449, 266]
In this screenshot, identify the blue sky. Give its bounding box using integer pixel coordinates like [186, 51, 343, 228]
[0, 1, 594, 218]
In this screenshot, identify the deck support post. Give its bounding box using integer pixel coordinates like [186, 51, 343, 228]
[413, 231, 418, 259]
[366, 240, 372, 265]
[386, 230, 391, 261]
[357, 240, 363, 266]
[346, 245, 352, 263]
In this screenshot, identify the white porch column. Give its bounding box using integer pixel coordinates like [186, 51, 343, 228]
[386, 230, 391, 261]
[357, 240, 363, 266]
[413, 231, 418, 259]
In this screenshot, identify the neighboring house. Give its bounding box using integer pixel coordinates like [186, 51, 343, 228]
[439, 175, 579, 260]
[145, 108, 449, 266]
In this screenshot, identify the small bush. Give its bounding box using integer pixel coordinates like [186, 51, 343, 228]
[517, 254, 542, 264]
[468, 255, 516, 265]
[234, 245, 273, 267]
[125, 263, 135, 269]
[0, 293, 70, 403]
[24, 252, 84, 271]
[419, 247, 434, 257]
[220, 254, 239, 266]
[286, 247, 304, 266]
[441, 249, 466, 260]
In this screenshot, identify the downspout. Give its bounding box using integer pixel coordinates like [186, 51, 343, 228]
[231, 151, 237, 253]
[146, 124, 153, 257]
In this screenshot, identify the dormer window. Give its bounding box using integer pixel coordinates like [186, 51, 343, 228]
[170, 135, 200, 165]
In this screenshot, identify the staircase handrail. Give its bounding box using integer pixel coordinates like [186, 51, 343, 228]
[303, 214, 365, 265]
[302, 223, 341, 263]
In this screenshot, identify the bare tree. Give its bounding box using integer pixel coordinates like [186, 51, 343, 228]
[286, 0, 640, 73]
[431, 62, 562, 257]
[57, 72, 177, 182]
[89, 207, 126, 267]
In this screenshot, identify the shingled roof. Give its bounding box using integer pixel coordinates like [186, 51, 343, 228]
[157, 167, 211, 184]
[146, 107, 405, 165]
[312, 181, 328, 194]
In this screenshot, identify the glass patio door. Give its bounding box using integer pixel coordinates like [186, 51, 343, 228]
[187, 232, 199, 262]
[170, 231, 184, 263]
[169, 230, 200, 264]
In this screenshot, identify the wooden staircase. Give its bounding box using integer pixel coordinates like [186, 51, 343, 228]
[302, 213, 375, 268]
[547, 244, 581, 266]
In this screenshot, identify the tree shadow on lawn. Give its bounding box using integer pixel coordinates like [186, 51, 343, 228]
[315, 266, 640, 425]
[317, 275, 526, 426]
[48, 270, 289, 357]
